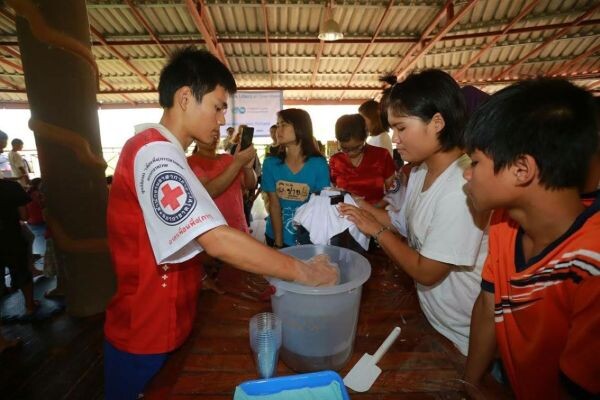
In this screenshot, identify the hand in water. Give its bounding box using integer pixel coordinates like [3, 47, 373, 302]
[296, 254, 340, 287]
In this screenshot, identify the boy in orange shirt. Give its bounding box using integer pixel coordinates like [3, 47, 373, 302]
[462, 78, 599, 399]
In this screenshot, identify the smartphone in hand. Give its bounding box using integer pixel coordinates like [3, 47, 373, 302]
[239, 126, 255, 150]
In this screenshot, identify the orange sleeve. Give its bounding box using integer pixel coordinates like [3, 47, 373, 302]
[560, 275, 600, 394]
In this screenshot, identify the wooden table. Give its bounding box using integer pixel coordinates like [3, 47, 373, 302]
[146, 249, 468, 399]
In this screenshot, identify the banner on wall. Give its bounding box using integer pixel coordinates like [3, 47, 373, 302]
[221, 90, 283, 137]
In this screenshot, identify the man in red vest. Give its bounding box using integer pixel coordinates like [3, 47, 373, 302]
[103, 47, 338, 400]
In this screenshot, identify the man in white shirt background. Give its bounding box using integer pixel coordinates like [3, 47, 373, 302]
[8, 138, 30, 187]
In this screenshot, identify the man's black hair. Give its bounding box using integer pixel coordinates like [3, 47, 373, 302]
[335, 114, 367, 142]
[387, 69, 467, 151]
[464, 78, 599, 190]
[158, 47, 237, 108]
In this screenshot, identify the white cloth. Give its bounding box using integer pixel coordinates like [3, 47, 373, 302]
[293, 193, 370, 250]
[366, 131, 393, 156]
[133, 123, 227, 265]
[389, 154, 488, 355]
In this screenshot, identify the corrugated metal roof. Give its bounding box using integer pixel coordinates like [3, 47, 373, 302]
[0, 0, 598, 106]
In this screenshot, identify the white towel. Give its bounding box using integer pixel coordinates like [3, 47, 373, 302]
[293, 193, 370, 250]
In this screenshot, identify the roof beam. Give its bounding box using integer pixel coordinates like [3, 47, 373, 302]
[395, 0, 479, 78]
[306, 2, 328, 100]
[260, 0, 274, 86]
[185, 0, 230, 69]
[339, 0, 395, 101]
[90, 26, 156, 90]
[494, 4, 600, 81]
[5, 72, 596, 94]
[0, 19, 597, 47]
[549, 42, 600, 76]
[392, 0, 452, 75]
[453, 0, 540, 80]
[124, 0, 170, 56]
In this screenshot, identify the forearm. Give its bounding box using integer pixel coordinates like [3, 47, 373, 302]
[464, 291, 497, 385]
[268, 193, 284, 245]
[203, 161, 244, 197]
[242, 166, 257, 190]
[376, 230, 448, 285]
[198, 225, 301, 281]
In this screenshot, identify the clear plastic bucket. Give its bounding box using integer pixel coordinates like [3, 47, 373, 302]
[268, 245, 371, 372]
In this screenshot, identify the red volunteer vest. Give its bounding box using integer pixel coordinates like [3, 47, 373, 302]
[104, 128, 202, 354]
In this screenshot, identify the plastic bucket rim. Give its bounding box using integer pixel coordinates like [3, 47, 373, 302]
[267, 244, 371, 295]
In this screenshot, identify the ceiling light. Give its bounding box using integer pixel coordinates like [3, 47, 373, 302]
[318, 18, 343, 41]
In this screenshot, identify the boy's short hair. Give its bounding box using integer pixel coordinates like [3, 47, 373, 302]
[11, 138, 23, 146]
[158, 47, 237, 108]
[464, 78, 598, 190]
[387, 69, 467, 151]
[0, 130, 7, 141]
[335, 114, 368, 142]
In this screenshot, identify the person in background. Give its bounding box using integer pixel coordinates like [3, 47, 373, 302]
[339, 69, 488, 358]
[0, 179, 37, 318]
[8, 138, 30, 188]
[462, 79, 599, 400]
[221, 126, 235, 152]
[262, 108, 330, 248]
[26, 178, 46, 275]
[0, 130, 10, 179]
[359, 99, 393, 156]
[106, 175, 113, 191]
[188, 135, 256, 233]
[103, 48, 337, 400]
[228, 125, 261, 228]
[329, 113, 395, 207]
[266, 124, 280, 157]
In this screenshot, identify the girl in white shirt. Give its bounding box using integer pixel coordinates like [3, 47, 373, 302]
[339, 69, 489, 356]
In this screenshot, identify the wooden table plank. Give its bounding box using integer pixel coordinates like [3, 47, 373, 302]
[146, 249, 468, 399]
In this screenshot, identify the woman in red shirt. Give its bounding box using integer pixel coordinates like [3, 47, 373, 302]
[329, 114, 395, 206]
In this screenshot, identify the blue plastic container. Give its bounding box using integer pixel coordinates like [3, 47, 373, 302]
[237, 370, 350, 399]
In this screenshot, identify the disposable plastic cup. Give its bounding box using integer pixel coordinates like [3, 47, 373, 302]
[249, 312, 282, 379]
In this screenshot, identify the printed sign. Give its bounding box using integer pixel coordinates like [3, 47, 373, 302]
[221, 91, 283, 137]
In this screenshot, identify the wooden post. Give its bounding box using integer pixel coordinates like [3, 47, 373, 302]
[14, 0, 115, 316]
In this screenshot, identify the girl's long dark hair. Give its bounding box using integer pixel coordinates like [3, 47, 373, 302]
[276, 108, 322, 162]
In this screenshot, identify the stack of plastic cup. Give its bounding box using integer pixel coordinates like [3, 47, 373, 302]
[249, 312, 282, 379]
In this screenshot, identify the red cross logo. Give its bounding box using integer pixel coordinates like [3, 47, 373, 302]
[160, 183, 184, 210]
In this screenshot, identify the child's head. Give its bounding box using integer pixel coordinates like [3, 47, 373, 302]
[358, 100, 384, 135]
[0, 130, 7, 152]
[276, 108, 320, 160]
[386, 69, 467, 162]
[11, 138, 23, 151]
[464, 78, 598, 210]
[335, 114, 368, 160]
[29, 177, 41, 191]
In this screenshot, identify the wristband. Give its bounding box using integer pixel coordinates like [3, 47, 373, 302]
[372, 225, 392, 244]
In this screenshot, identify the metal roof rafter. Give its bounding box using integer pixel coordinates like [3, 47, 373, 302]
[339, 0, 395, 101]
[453, 0, 540, 80]
[494, 3, 600, 81]
[395, 0, 479, 78]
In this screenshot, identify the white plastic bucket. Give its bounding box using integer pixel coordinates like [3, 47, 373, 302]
[268, 245, 371, 371]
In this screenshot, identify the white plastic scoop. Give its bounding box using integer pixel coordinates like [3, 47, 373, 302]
[343, 326, 401, 392]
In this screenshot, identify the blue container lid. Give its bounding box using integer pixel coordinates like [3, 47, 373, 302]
[237, 370, 350, 399]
